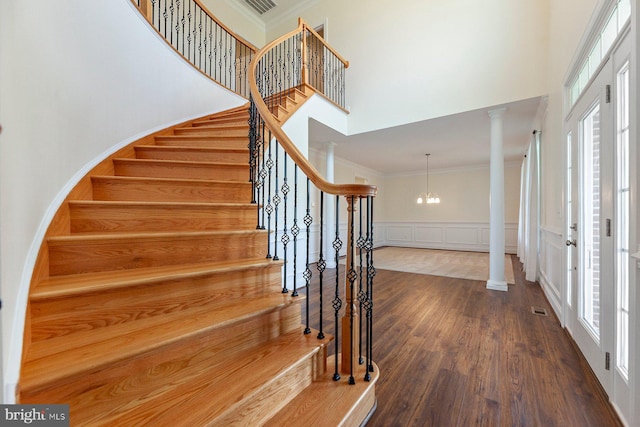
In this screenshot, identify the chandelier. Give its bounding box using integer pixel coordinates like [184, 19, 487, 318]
[416, 153, 440, 205]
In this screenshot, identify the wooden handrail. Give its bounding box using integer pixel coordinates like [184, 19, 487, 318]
[298, 18, 349, 68]
[249, 19, 376, 198]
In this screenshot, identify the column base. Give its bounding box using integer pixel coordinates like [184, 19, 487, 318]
[486, 279, 508, 292]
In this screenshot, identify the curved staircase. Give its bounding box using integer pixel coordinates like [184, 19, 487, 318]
[18, 105, 377, 425]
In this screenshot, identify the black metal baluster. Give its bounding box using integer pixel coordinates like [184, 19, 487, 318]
[265, 129, 274, 259]
[169, 0, 174, 45]
[280, 152, 289, 293]
[303, 177, 313, 335]
[258, 118, 267, 230]
[332, 195, 342, 381]
[272, 142, 280, 262]
[162, 0, 168, 41]
[317, 191, 326, 340]
[187, 2, 193, 62]
[357, 196, 365, 365]
[365, 196, 376, 380]
[291, 165, 300, 297]
[347, 195, 357, 385]
[197, 8, 203, 70]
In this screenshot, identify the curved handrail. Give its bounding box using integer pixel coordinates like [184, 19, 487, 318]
[248, 19, 377, 198]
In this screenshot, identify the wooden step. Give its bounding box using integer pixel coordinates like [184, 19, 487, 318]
[191, 115, 249, 126]
[265, 358, 379, 427]
[47, 229, 268, 276]
[113, 158, 249, 181]
[154, 135, 248, 149]
[59, 329, 330, 426]
[68, 200, 257, 233]
[173, 126, 248, 137]
[21, 293, 305, 403]
[91, 175, 252, 203]
[134, 145, 249, 163]
[175, 123, 249, 132]
[31, 258, 282, 341]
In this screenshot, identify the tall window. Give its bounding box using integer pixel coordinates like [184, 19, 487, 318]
[616, 62, 630, 379]
[569, 0, 631, 106]
[581, 103, 601, 338]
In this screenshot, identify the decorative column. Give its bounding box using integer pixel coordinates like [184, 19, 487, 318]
[325, 142, 337, 268]
[487, 108, 508, 292]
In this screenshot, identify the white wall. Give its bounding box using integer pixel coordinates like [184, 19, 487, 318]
[541, 0, 599, 232]
[267, 0, 550, 135]
[0, 0, 245, 402]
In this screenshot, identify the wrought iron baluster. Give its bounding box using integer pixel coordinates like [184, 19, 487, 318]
[332, 195, 342, 381]
[280, 152, 289, 293]
[347, 195, 357, 385]
[357, 196, 365, 365]
[272, 142, 280, 262]
[303, 177, 312, 335]
[264, 130, 274, 259]
[291, 164, 300, 297]
[365, 196, 376, 380]
[317, 191, 326, 340]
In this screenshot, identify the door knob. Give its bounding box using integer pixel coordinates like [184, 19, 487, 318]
[566, 239, 577, 247]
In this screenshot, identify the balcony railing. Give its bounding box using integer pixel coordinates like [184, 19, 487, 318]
[132, 0, 256, 98]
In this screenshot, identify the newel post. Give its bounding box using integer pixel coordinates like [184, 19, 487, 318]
[341, 196, 359, 382]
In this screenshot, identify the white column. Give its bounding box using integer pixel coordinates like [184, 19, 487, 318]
[487, 107, 508, 292]
[325, 142, 337, 268]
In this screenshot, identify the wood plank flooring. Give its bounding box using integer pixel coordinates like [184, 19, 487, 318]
[300, 254, 621, 427]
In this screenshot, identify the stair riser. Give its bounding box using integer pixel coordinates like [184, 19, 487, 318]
[92, 177, 252, 203]
[48, 232, 267, 276]
[134, 146, 249, 163]
[173, 127, 248, 137]
[154, 136, 248, 149]
[21, 303, 303, 407]
[69, 204, 257, 233]
[31, 264, 283, 342]
[113, 159, 249, 182]
[191, 117, 248, 127]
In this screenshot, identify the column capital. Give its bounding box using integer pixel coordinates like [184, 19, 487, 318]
[488, 107, 507, 120]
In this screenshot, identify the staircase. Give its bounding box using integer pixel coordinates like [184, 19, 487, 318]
[19, 104, 377, 426]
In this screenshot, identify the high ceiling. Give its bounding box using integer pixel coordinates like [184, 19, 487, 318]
[309, 97, 542, 174]
[230, 0, 543, 174]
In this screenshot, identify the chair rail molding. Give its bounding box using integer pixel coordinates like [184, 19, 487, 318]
[378, 221, 518, 254]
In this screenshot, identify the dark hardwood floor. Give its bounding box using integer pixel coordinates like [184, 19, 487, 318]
[300, 255, 622, 427]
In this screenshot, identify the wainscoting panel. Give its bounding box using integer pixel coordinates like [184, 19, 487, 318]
[539, 226, 563, 318]
[378, 221, 518, 253]
[415, 226, 444, 244]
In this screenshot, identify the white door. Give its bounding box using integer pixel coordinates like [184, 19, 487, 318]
[564, 30, 633, 418]
[567, 59, 614, 394]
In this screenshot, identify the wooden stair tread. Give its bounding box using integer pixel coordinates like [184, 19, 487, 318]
[77, 329, 332, 426]
[265, 358, 379, 427]
[134, 145, 248, 153]
[91, 174, 251, 185]
[34, 258, 278, 300]
[113, 158, 248, 168]
[22, 292, 303, 391]
[155, 135, 247, 141]
[178, 123, 248, 131]
[48, 228, 266, 244]
[68, 200, 255, 209]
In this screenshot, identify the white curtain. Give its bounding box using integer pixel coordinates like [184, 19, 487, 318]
[517, 132, 540, 281]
